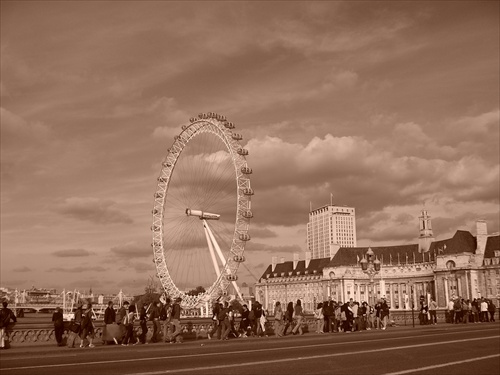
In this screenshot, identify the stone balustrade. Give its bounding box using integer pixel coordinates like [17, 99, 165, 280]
[2, 310, 449, 347]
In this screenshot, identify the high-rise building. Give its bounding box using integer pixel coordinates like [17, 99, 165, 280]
[307, 204, 357, 259]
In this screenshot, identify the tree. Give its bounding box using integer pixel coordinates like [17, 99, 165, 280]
[186, 286, 206, 296]
[134, 275, 161, 307]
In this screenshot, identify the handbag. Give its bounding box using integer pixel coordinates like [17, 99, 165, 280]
[70, 322, 80, 333]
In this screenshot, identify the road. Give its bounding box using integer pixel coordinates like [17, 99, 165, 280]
[1, 323, 499, 375]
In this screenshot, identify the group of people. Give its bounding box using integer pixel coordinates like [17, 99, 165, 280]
[311, 297, 391, 334]
[56, 295, 184, 348]
[445, 297, 497, 324]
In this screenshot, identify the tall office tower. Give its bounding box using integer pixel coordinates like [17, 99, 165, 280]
[307, 204, 357, 259]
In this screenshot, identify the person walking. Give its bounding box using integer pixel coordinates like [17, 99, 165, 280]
[314, 302, 324, 333]
[122, 304, 138, 346]
[429, 298, 438, 325]
[0, 301, 17, 349]
[52, 307, 64, 346]
[291, 300, 304, 335]
[380, 297, 390, 330]
[80, 302, 96, 348]
[103, 301, 118, 344]
[239, 304, 250, 338]
[283, 301, 294, 336]
[67, 302, 83, 348]
[274, 301, 284, 337]
[149, 301, 162, 343]
[488, 299, 496, 322]
[168, 297, 182, 343]
[138, 304, 149, 344]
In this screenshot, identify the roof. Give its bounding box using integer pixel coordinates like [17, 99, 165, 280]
[258, 230, 497, 281]
[484, 235, 500, 258]
[428, 230, 477, 255]
[328, 244, 420, 267]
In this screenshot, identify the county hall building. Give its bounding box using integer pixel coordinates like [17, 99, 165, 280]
[255, 207, 500, 314]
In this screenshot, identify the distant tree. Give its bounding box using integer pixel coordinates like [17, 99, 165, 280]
[134, 275, 162, 308]
[186, 286, 206, 296]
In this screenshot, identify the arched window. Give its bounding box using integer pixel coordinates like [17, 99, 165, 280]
[446, 260, 456, 270]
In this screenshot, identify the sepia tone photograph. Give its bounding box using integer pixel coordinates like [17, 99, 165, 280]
[1, 1, 499, 374]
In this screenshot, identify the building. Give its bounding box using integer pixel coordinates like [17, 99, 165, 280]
[256, 210, 500, 314]
[307, 204, 357, 259]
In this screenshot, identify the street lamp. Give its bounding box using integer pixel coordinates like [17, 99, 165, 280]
[360, 247, 381, 306]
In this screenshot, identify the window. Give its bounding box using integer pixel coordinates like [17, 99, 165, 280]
[446, 261, 456, 270]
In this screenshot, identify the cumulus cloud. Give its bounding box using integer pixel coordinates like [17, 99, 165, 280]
[52, 249, 95, 257]
[55, 197, 133, 225]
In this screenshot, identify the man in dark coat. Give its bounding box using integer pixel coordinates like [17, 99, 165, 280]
[52, 307, 64, 346]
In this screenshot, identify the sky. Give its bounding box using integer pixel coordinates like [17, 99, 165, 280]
[1, 1, 499, 296]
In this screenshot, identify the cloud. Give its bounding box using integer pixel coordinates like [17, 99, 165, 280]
[12, 266, 31, 272]
[47, 266, 107, 273]
[110, 242, 151, 259]
[52, 249, 95, 257]
[55, 197, 133, 224]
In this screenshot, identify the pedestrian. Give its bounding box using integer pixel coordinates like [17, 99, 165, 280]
[453, 298, 462, 324]
[67, 302, 83, 348]
[335, 301, 343, 332]
[168, 297, 182, 343]
[420, 301, 429, 325]
[0, 301, 17, 349]
[291, 299, 304, 335]
[149, 301, 162, 343]
[122, 304, 138, 346]
[138, 303, 149, 344]
[461, 299, 469, 324]
[228, 305, 239, 338]
[274, 301, 284, 337]
[380, 297, 390, 330]
[480, 298, 489, 322]
[447, 298, 455, 324]
[103, 301, 118, 344]
[283, 301, 294, 336]
[471, 299, 479, 323]
[488, 299, 496, 322]
[253, 302, 263, 337]
[52, 306, 64, 346]
[161, 298, 172, 342]
[314, 302, 324, 333]
[80, 302, 96, 348]
[220, 302, 232, 340]
[429, 298, 438, 325]
[239, 304, 250, 338]
[359, 301, 368, 331]
[208, 301, 220, 340]
[247, 303, 256, 337]
[322, 300, 331, 333]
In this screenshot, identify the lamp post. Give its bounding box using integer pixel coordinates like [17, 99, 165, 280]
[360, 247, 381, 306]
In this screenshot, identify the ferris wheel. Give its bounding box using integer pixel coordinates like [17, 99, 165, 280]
[151, 112, 253, 309]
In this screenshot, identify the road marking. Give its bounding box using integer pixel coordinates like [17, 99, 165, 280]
[1, 335, 498, 372]
[382, 354, 500, 375]
[0, 326, 496, 363]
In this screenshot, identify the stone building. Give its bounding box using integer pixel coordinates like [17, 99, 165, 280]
[255, 211, 499, 314]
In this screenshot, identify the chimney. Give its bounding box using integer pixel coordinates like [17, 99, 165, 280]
[280, 257, 285, 264]
[271, 256, 278, 272]
[305, 251, 311, 268]
[293, 252, 300, 270]
[476, 220, 488, 255]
